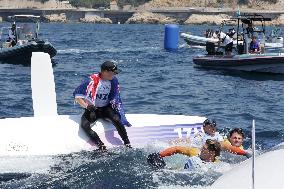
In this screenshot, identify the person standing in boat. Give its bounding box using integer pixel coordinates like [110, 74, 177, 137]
[73, 60, 132, 151]
[246, 22, 254, 37]
[219, 31, 233, 55]
[7, 23, 17, 47]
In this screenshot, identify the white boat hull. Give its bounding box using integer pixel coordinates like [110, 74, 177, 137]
[181, 33, 283, 49]
[211, 149, 284, 189]
[0, 114, 205, 156]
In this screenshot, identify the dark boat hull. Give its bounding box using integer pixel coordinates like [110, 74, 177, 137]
[0, 40, 57, 65]
[193, 54, 284, 74]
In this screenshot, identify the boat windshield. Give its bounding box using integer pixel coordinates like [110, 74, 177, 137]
[18, 23, 35, 40]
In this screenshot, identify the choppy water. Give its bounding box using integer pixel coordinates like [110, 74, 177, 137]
[0, 23, 284, 188]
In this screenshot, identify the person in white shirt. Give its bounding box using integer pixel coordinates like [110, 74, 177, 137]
[219, 31, 233, 55]
[200, 119, 224, 143]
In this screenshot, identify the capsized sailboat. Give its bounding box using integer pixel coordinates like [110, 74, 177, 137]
[0, 52, 205, 156]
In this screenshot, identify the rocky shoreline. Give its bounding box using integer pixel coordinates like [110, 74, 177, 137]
[80, 15, 112, 24]
[125, 11, 176, 24]
[44, 13, 67, 23]
[8, 10, 284, 26]
[125, 12, 284, 25]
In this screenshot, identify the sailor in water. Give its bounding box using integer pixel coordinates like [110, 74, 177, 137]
[73, 60, 132, 151]
[197, 119, 251, 157]
[147, 139, 221, 170]
[221, 128, 251, 157]
[197, 119, 224, 144]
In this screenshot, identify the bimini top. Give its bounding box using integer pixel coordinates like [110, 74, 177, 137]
[7, 15, 41, 22]
[231, 14, 272, 23]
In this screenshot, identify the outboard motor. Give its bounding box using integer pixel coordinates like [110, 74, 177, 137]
[206, 42, 216, 55]
[275, 37, 284, 45]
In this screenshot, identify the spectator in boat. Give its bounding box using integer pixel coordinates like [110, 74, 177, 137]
[212, 30, 219, 39]
[246, 22, 254, 37]
[228, 28, 236, 39]
[249, 36, 260, 54]
[204, 29, 213, 38]
[73, 60, 132, 151]
[147, 139, 221, 169]
[7, 23, 17, 47]
[219, 31, 233, 55]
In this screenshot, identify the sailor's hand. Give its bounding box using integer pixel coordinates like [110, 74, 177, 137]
[86, 105, 96, 112]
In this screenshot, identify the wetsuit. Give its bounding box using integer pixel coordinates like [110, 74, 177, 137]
[81, 106, 130, 147]
[74, 73, 131, 148]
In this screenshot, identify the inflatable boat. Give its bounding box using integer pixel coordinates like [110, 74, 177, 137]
[192, 14, 284, 74]
[193, 53, 284, 74]
[0, 40, 56, 65]
[181, 32, 283, 50]
[0, 15, 56, 65]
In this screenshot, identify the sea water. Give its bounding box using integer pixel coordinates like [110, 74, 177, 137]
[0, 23, 283, 188]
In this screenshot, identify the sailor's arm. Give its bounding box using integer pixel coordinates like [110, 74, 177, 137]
[159, 146, 199, 158]
[75, 97, 96, 112]
[75, 98, 88, 109]
[221, 140, 247, 156]
[73, 78, 95, 110]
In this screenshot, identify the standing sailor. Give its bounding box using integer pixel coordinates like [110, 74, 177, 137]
[73, 60, 132, 151]
[219, 31, 233, 55]
[7, 23, 17, 47]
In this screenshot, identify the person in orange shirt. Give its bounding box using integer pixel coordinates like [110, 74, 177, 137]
[196, 120, 250, 157]
[221, 128, 251, 157]
[147, 128, 251, 169]
[147, 139, 221, 169]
